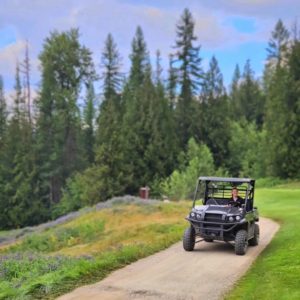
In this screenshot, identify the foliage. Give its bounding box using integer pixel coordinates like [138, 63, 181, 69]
[200, 56, 230, 168]
[0, 75, 6, 140]
[227, 121, 266, 178]
[161, 138, 215, 200]
[82, 80, 96, 164]
[0, 14, 300, 229]
[173, 8, 203, 148]
[264, 39, 300, 178]
[35, 28, 96, 205]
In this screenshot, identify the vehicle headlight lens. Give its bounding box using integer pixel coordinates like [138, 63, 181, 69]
[191, 212, 195, 218]
[229, 216, 234, 222]
[197, 214, 201, 219]
[236, 216, 241, 221]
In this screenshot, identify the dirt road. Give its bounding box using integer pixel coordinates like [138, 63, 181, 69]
[57, 217, 279, 300]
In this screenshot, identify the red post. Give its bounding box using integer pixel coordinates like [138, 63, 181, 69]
[139, 186, 150, 199]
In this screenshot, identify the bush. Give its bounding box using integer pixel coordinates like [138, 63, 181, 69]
[255, 177, 286, 188]
[228, 121, 267, 178]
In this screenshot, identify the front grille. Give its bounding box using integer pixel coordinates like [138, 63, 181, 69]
[204, 213, 223, 222]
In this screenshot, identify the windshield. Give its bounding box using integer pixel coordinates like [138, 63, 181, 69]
[193, 180, 251, 207]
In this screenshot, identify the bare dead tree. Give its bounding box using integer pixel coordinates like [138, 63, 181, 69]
[20, 40, 32, 126]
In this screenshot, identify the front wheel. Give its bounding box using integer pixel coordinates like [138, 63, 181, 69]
[183, 226, 195, 251]
[235, 230, 248, 255]
[249, 224, 260, 246]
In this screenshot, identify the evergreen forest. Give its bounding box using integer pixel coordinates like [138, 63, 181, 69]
[0, 9, 299, 229]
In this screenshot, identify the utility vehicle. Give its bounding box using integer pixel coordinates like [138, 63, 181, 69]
[183, 177, 259, 255]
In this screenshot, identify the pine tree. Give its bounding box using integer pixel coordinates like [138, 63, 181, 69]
[284, 40, 300, 177]
[129, 26, 149, 86]
[0, 63, 41, 228]
[201, 56, 225, 101]
[119, 27, 150, 193]
[265, 40, 300, 178]
[88, 33, 126, 200]
[101, 33, 122, 98]
[167, 54, 177, 108]
[230, 64, 241, 97]
[264, 19, 290, 94]
[229, 64, 241, 117]
[238, 60, 265, 127]
[143, 67, 178, 185]
[155, 50, 163, 85]
[0, 75, 8, 227]
[173, 8, 202, 148]
[20, 40, 32, 125]
[36, 29, 95, 205]
[13, 63, 24, 122]
[0, 75, 7, 140]
[83, 80, 96, 164]
[200, 56, 230, 167]
[267, 19, 290, 67]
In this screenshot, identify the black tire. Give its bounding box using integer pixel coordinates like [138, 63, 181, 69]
[235, 230, 248, 255]
[249, 224, 260, 246]
[183, 226, 195, 251]
[204, 238, 213, 242]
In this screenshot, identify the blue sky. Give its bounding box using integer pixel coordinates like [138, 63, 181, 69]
[0, 0, 299, 102]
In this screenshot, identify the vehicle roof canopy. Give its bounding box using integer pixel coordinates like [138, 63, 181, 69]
[198, 176, 254, 184]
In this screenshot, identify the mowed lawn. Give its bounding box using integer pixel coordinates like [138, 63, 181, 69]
[0, 201, 190, 299]
[227, 184, 300, 300]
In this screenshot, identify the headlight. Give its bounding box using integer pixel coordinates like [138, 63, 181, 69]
[236, 216, 241, 221]
[196, 214, 201, 219]
[229, 216, 234, 222]
[191, 212, 195, 218]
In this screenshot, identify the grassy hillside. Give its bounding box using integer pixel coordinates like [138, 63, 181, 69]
[227, 183, 300, 300]
[1, 184, 299, 300]
[0, 200, 190, 299]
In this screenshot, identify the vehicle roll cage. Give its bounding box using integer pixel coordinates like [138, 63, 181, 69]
[192, 177, 255, 211]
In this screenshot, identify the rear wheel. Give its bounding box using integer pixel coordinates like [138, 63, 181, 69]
[183, 226, 195, 251]
[235, 230, 248, 255]
[249, 224, 260, 246]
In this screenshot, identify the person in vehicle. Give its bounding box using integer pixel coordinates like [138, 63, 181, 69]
[229, 187, 245, 207]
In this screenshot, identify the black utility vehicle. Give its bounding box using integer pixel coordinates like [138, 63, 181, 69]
[183, 177, 259, 255]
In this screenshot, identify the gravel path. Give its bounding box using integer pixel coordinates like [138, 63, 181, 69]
[57, 217, 279, 300]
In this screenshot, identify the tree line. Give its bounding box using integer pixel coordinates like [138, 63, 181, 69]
[0, 9, 299, 229]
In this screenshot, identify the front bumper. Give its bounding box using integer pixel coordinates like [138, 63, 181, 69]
[185, 217, 241, 241]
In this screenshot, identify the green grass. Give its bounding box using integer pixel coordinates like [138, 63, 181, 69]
[226, 184, 300, 300]
[0, 201, 190, 299]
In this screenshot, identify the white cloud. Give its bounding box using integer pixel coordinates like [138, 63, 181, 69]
[0, 40, 26, 74]
[0, 0, 298, 91]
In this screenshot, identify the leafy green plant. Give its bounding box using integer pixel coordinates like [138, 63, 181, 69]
[161, 138, 215, 200]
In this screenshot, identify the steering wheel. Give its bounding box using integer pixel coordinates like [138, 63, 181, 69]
[228, 200, 240, 207]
